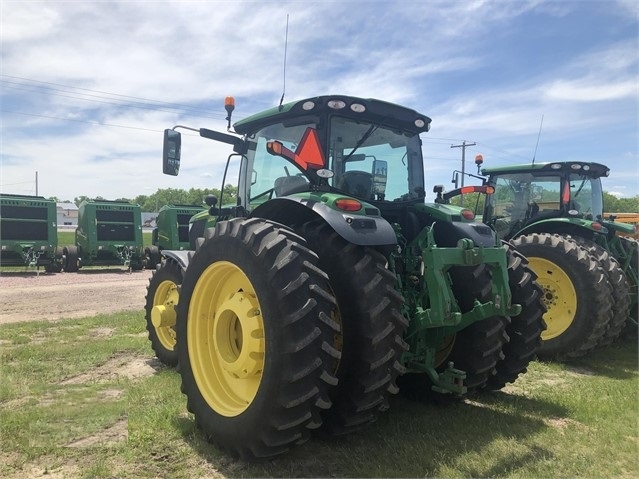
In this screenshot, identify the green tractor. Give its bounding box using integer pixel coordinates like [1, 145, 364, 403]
[67, 199, 145, 271]
[149, 95, 545, 460]
[145, 204, 207, 269]
[0, 193, 63, 272]
[442, 161, 637, 360]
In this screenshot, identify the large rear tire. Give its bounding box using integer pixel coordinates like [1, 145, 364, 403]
[176, 218, 340, 460]
[486, 242, 546, 390]
[144, 259, 182, 367]
[511, 233, 613, 360]
[617, 236, 638, 328]
[577, 240, 630, 346]
[299, 221, 408, 435]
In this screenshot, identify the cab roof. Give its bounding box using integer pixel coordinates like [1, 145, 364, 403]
[482, 161, 610, 178]
[232, 95, 432, 136]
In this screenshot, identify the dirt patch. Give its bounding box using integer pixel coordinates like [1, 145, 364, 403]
[2, 463, 81, 479]
[0, 269, 152, 324]
[65, 417, 128, 448]
[59, 353, 161, 385]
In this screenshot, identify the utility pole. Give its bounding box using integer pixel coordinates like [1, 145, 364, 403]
[451, 141, 475, 206]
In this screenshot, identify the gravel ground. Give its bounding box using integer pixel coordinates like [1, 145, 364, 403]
[0, 268, 153, 324]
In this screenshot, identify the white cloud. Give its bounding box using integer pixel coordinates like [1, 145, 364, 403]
[1, 0, 637, 200]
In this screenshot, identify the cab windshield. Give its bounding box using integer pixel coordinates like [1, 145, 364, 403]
[328, 116, 424, 202]
[243, 121, 315, 208]
[569, 174, 603, 219]
[240, 115, 424, 210]
[486, 172, 604, 238]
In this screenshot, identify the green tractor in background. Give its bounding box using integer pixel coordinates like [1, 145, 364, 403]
[145, 203, 207, 268]
[440, 161, 637, 360]
[148, 95, 546, 460]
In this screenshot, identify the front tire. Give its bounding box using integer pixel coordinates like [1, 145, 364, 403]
[511, 233, 613, 360]
[144, 259, 182, 367]
[177, 218, 340, 460]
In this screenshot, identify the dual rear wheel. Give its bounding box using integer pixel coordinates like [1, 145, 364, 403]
[512, 233, 615, 360]
[176, 218, 340, 460]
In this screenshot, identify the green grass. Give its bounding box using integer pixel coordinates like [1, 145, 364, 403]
[1, 312, 637, 478]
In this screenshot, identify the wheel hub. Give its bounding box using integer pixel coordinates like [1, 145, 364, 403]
[151, 280, 179, 348]
[528, 257, 577, 340]
[151, 303, 176, 328]
[213, 292, 263, 379]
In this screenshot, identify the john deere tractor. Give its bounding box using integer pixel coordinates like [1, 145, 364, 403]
[149, 95, 545, 460]
[450, 161, 637, 360]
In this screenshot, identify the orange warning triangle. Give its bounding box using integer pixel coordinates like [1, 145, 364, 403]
[294, 128, 325, 170]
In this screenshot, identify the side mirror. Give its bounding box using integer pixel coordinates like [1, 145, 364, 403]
[372, 159, 388, 195]
[163, 129, 181, 176]
[204, 195, 217, 207]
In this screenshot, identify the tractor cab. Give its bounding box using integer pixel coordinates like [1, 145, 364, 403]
[482, 162, 608, 239]
[232, 96, 430, 212]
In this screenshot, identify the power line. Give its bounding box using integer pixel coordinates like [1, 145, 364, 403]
[0, 75, 227, 120]
[0, 109, 162, 133]
[1, 74, 223, 116]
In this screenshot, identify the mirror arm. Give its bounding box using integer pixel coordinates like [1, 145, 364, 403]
[172, 125, 200, 133]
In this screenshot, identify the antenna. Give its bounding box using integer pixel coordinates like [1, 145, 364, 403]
[279, 14, 289, 110]
[532, 114, 544, 166]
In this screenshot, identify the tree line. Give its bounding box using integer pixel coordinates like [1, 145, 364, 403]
[48, 186, 238, 212]
[46, 186, 637, 213]
[446, 191, 638, 213]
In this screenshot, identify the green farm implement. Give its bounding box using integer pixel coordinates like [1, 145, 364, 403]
[0, 193, 62, 272]
[67, 199, 144, 271]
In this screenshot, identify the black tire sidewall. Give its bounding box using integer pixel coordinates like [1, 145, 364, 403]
[144, 259, 182, 366]
[176, 219, 338, 457]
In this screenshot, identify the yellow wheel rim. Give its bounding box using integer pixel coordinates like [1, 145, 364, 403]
[150, 279, 179, 351]
[528, 257, 577, 341]
[188, 261, 265, 417]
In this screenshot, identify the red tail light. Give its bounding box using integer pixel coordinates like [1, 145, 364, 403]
[335, 198, 362, 211]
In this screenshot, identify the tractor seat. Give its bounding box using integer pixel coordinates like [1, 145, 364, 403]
[274, 175, 308, 197]
[338, 171, 374, 199]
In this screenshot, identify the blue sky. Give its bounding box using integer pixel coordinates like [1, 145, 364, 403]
[1, 0, 637, 203]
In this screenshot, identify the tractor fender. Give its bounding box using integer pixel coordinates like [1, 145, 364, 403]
[250, 197, 398, 246]
[516, 217, 607, 241]
[160, 249, 191, 272]
[433, 221, 497, 248]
